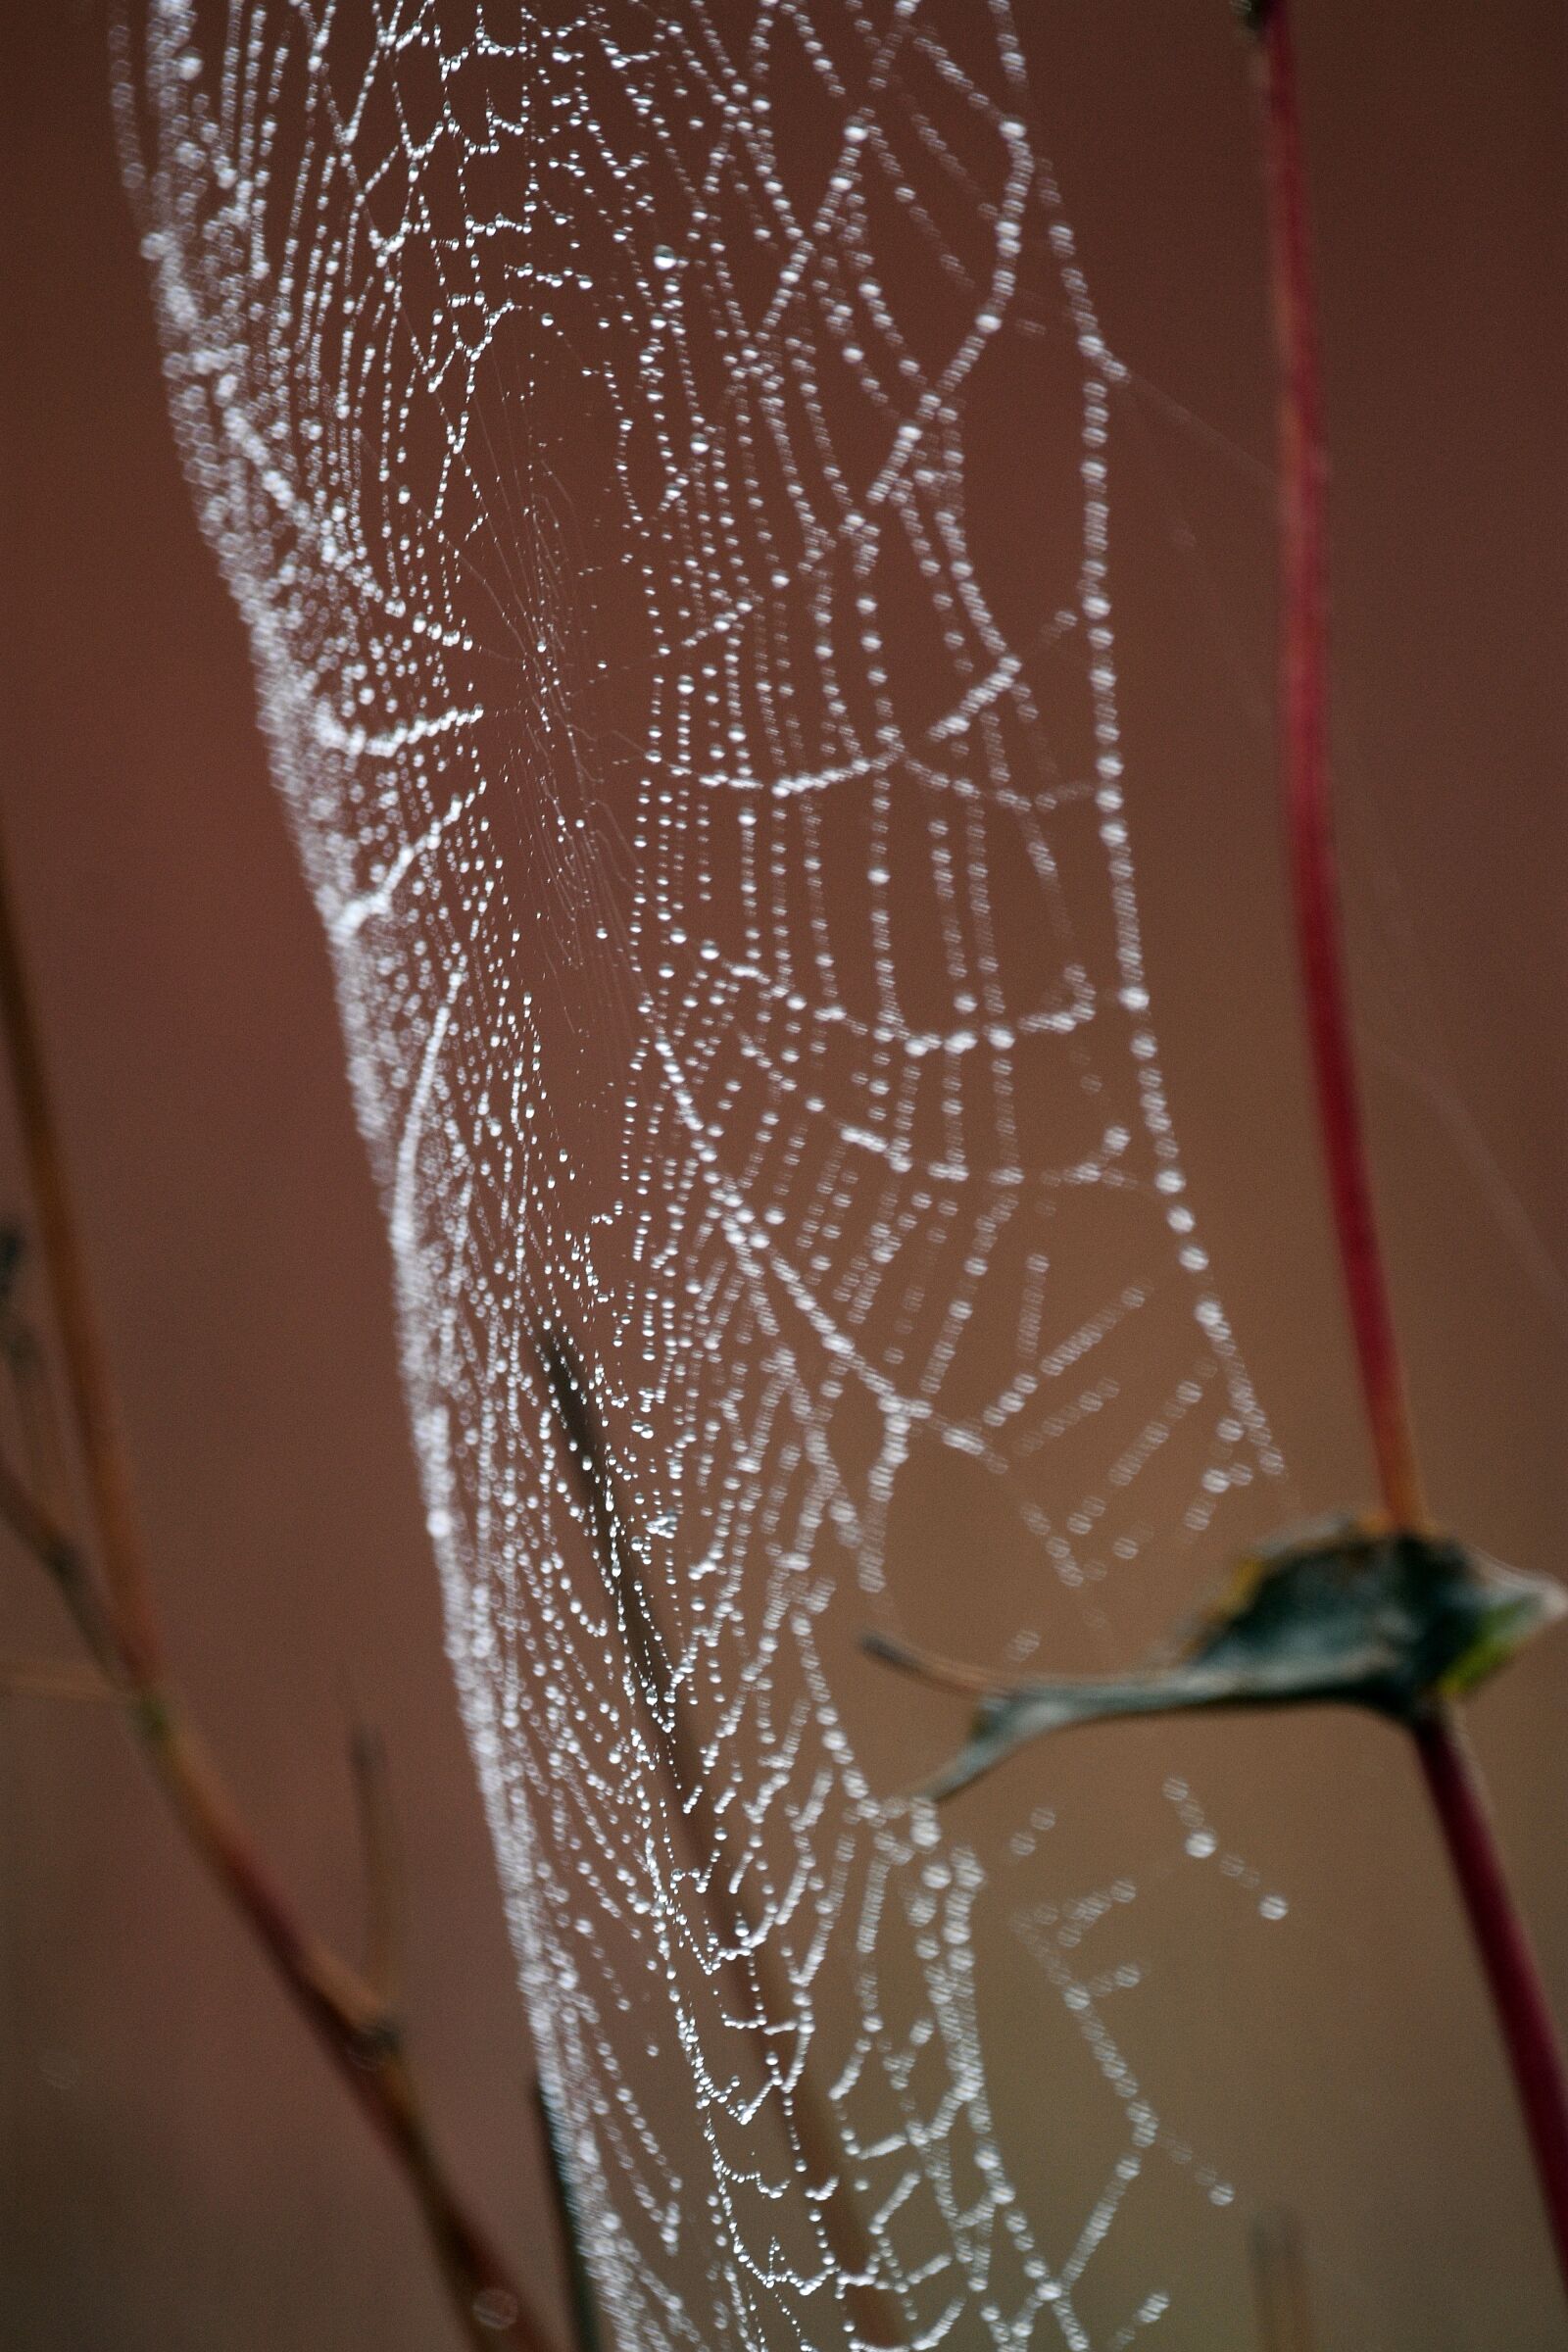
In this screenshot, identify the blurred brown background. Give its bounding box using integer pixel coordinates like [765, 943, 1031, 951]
[0, 2, 1562, 2347]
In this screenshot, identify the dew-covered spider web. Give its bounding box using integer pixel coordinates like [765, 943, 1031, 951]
[123, 3, 1297, 2343]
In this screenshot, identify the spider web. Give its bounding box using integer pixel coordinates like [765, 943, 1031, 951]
[123, 3, 1290, 2343]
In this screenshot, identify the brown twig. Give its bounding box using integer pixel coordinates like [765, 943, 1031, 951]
[0, 816, 560, 2352]
[5, 1313, 72, 1529]
[537, 1330, 906, 2348]
[0, 1653, 115, 1702]
[1252, 0, 1568, 2293]
[0, 827, 161, 1684]
[1249, 2208, 1314, 2352]
[348, 1711, 403, 2007]
[860, 1630, 1004, 1702]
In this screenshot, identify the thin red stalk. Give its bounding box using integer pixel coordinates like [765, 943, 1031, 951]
[1256, 0, 1568, 2297]
[1257, 0, 1426, 1536]
[1413, 1717, 1568, 2274]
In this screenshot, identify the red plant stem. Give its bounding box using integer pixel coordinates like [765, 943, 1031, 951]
[1413, 1716, 1568, 2278]
[1256, 0, 1568, 2298]
[1257, 0, 1426, 1537]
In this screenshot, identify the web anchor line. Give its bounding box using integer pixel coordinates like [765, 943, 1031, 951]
[871, 0, 1568, 2306]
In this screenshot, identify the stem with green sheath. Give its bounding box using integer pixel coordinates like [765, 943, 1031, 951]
[1253, 0, 1568, 2290]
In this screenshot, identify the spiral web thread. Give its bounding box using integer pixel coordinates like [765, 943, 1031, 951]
[125, 3, 1289, 2344]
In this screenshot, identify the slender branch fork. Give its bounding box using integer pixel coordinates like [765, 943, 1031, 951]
[0, 818, 561, 2352]
[1255, 0, 1568, 2290]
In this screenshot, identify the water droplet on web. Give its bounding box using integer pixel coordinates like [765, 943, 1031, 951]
[139, 11, 1296, 2336]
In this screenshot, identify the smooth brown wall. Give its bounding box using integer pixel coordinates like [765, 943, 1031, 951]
[1, 4, 1562, 2348]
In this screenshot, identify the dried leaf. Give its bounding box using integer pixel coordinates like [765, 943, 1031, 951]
[867, 1520, 1566, 1802]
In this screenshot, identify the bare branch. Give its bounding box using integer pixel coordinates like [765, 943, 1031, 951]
[0, 813, 563, 2352]
[5, 1313, 74, 1530]
[0, 1654, 115, 1702]
[859, 1629, 1013, 1701]
[349, 1712, 403, 2009]
[1249, 2208, 1314, 2352]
